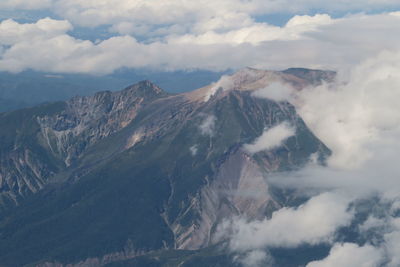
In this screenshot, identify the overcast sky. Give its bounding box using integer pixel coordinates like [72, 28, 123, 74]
[1, 0, 400, 74]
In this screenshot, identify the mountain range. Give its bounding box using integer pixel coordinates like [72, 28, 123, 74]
[0, 68, 335, 266]
[0, 70, 227, 113]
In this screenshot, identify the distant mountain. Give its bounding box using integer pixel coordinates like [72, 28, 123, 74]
[0, 70, 228, 112]
[282, 68, 336, 85]
[0, 68, 333, 266]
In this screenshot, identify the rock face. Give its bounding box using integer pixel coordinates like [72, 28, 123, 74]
[0, 81, 166, 208]
[0, 148, 54, 203]
[0, 68, 332, 266]
[173, 150, 275, 250]
[38, 81, 167, 166]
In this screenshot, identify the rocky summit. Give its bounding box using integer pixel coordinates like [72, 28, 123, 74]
[0, 68, 333, 266]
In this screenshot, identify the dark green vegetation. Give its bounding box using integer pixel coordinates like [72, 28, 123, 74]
[0, 70, 333, 266]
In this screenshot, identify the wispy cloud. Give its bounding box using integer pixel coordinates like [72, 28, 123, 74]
[244, 122, 295, 154]
[252, 82, 294, 102]
[199, 115, 216, 136]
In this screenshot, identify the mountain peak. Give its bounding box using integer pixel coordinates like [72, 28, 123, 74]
[185, 67, 336, 102]
[184, 68, 284, 102]
[0, 67, 333, 266]
[123, 80, 166, 96]
[283, 67, 336, 85]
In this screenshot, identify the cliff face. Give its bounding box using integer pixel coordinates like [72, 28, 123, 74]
[38, 81, 167, 166]
[0, 68, 332, 266]
[0, 81, 166, 208]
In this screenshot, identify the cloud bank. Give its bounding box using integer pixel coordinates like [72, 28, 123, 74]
[0, 0, 52, 10]
[294, 50, 400, 169]
[219, 192, 353, 252]
[218, 40, 400, 266]
[6, 0, 400, 27]
[306, 243, 383, 267]
[0, 12, 400, 74]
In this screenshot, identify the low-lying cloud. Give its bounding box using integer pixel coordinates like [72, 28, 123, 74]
[252, 82, 294, 102]
[294, 50, 400, 169]
[218, 192, 353, 251]
[204, 75, 235, 101]
[199, 115, 216, 136]
[306, 243, 383, 267]
[219, 48, 400, 266]
[244, 121, 295, 154]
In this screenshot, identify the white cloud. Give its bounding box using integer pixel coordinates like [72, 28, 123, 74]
[252, 82, 294, 102]
[257, 49, 400, 264]
[204, 68, 269, 101]
[2, 3, 400, 267]
[0, 33, 93, 73]
[306, 243, 383, 267]
[384, 230, 400, 267]
[0, 13, 400, 74]
[53, 0, 210, 28]
[199, 115, 216, 136]
[292, 50, 400, 169]
[190, 145, 198, 156]
[244, 122, 295, 154]
[219, 192, 353, 252]
[0, 18, 72, 46]
[0, 0, 53, 10]
[108, 22, 139, 36]
[167, 14, 333, 46]
[258, 166, 400, 266]
[204, 75, 235, 101]
[3, 4, 400, 267]
[359, 216, 387, 233]
[269, 145, 400, 200]
[192, 12, 254, 34]
[234, 250, 273, 267]
[372, 216, 400, 267]
[44, 1, 400, 30]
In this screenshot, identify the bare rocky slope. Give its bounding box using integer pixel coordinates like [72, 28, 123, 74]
[0, 68, 333, 266]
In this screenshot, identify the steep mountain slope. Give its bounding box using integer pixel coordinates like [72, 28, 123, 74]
[0, 68, 332, 266]
[0, 81, 167, 211]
